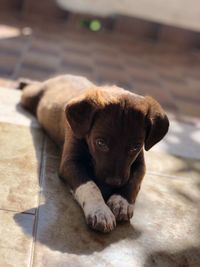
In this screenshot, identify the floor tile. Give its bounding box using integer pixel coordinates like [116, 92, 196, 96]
[94, 66, 131, 89]
[135, 172, 200, 267]
[17, 67, 55, 82]
[62, 52, 93, 68]
[0, 122, 43, 213]
[0, 36, 30, 52]
[0, 87, 40, 128]
[145, 150, 200, 181]
[29, 155, 200, 267]
[91, 42, 119, 57]
[0, 210, 35, 267]
[31, 38, 60, 56]
[151, 119, 200, 160]
[0, 78, 18, 88]
[176, 100, 200, 118]
[0, 53, 20, 76]
[23, 51, 60, 70]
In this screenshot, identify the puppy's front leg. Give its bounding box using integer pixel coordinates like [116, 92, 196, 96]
[59, 138, 116, 233]
[107, 152, 146, 222]
[60, 162, 116, 232]
[74, 181, 116, 232]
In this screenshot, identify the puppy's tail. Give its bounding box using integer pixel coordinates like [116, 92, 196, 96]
[20, 80, 45, 116]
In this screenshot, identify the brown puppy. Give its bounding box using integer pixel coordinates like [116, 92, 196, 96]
[21, 75, 169, 233]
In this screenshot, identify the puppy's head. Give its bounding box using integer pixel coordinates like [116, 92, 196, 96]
[65, 86, 169, 187]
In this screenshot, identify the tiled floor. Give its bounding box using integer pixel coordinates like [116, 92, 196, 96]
[0, 14, 200, 120]
[0, 11, 200, 267]
[0, 87, 200, 266]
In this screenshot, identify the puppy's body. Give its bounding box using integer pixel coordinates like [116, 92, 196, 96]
[21, 74, 169, 233]
[21, 75, 94, 144]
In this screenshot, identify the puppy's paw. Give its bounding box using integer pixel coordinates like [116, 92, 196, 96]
[85, 204, 116, 233]
[107, 195, 134, 222]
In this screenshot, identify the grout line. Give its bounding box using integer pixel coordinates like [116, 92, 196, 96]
[29, 135, 46, 267]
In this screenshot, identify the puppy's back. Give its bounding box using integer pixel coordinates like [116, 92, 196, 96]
[21, 75, 94, 144]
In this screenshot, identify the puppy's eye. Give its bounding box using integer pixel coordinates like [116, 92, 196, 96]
[129, 144, 141, 153]
[95, 138, 109, 152]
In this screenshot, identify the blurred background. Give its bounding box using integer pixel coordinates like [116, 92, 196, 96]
[0, 0, 200, 120]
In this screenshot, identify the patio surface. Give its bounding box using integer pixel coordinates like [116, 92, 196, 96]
[0, 86, 200, 267]
[0, 12, 200, 267]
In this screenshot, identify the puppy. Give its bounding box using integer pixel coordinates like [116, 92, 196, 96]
[21, 74, 169, 233]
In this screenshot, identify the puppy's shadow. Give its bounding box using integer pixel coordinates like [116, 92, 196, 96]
[13, 105, 141, 255]
[14, 173, 141, 255]
[15, 205, 140, 255]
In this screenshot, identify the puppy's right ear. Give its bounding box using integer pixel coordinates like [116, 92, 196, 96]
[144, 96, 169, 151]
[65, 96, 97, 138]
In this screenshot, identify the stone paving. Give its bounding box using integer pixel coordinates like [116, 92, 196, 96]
[0, 10, 200, 267]
[0, 85, 199, 267]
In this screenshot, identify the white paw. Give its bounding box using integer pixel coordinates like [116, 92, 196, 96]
[85, 203, 116, 233]
[107, 195, 134, 221]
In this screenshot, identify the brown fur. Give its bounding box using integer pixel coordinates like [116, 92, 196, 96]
[21, 74, 169, 233]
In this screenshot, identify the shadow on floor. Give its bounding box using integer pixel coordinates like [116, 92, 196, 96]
[14, 205, 141, 255]
[144, 247, 200, 267]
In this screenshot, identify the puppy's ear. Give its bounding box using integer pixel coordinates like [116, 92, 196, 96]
[65, 96, 97, 138]
[145, 96, 169, 151]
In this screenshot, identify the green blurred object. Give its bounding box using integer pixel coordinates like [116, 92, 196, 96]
[80, 19, 102, 32]
[90, 20, 101, 31]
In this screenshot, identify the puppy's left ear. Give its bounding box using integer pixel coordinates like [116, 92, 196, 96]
[65, 96, 97, 138]
[145, 96, 169, 151]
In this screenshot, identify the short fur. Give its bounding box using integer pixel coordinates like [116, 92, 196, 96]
[21, 75, 169, 233]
